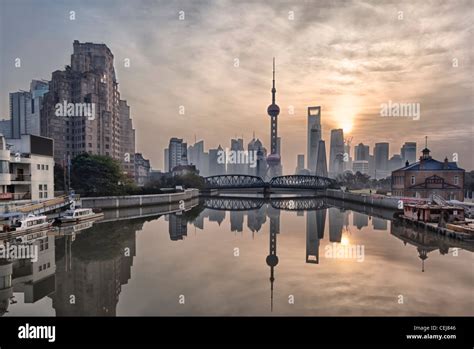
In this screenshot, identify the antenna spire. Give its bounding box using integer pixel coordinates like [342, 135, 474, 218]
[272, 57, 276, 104]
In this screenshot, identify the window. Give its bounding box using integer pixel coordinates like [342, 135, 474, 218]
[411, 176, 415, 185]
[46, 165, 49, 170]
[37, 164, 41, 170]
[41, 164, 45, 170]
[454, 176, 459, 185]
[0, 161, 9, 174]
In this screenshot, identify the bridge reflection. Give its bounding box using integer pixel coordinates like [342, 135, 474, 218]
[202, 196, 330, 211]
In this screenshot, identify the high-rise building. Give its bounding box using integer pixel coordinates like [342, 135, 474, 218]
[307, 106, 321, 171]
[401, 142, 417, 165]
[248, 137, 265, 176]
[227, 138, 245, 174]
[119, 100, 135, 178]
[168, 138, 187, 171]
[164, 148, 169, 173]
[295, 154, 305, 174]
[309, 126, 320, 174]
[188, 140, 208, 176]
[374, 142, 390, 179]
[9, 80, 49, 139]
[389, 154, 403, 171]
[315, 140, 328, 177]
[41, 41, 135, 172]
[352, 160, 369, 175]
[343, 142, 352, 172]
[354, 143, 369, 161]
[134, 153, 150, 186]
[209, 145, 226, 175]
[329, 129, 344, 178]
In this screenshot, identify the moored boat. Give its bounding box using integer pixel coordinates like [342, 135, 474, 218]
[56, 208, 104, 224]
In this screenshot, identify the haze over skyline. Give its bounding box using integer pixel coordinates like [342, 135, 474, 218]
[1, 0, 473, 172]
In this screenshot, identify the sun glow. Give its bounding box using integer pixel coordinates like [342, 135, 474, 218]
[332, 95, 359, 134]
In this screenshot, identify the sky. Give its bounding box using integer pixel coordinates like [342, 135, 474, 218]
[1, 0, 473, 172]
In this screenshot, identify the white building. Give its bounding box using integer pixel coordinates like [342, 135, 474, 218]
[352, 160, 369, 175]
[0, 134, 54, 201]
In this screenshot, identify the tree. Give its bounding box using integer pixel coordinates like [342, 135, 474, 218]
[70, 153, 135, 196]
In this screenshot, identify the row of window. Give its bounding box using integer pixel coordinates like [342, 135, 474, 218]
[38, 262, 51, 272]
[37, 164, 49, 171]
[393, 175, 459, 186]
[39, 184, 48, 199]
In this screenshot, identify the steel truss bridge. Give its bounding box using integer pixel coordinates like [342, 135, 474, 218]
[203, 174, 337, 191]
[201, 196, 331, 212]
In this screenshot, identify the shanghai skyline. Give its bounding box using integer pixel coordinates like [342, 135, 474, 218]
[1, 0, 473, 172]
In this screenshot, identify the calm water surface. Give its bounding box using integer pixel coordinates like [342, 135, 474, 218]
[2, 198, 473, 316]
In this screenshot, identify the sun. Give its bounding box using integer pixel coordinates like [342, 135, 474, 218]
[333, 95, 359, 134]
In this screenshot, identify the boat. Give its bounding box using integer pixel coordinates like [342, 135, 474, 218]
[56, 208, 104, 224]
[8, 214, 52, 233]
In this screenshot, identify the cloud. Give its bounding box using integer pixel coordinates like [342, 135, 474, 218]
[0, 0, 472, 171]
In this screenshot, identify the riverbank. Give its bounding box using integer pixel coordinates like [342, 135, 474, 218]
[324, 189, 400, 210]
[80, 189, 199, 209]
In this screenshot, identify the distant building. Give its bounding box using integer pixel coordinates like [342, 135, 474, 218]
[209, 145, 226, 176]
[391, 148, 465, 201]
[352, 160, 369, 175]
[227, 138, 245, 174]
[9, 80, 49, 139]
[188, 140, 208, 176]
[134, 153, 150, 186]
[354, 143, 369, 161]
[401, 142, 417, 165]
[168, 138, 187, 172]
[307, 106, 321, 172]
[374, 142, 390, 179]
[295, 154, 305, 174]
[171, 164, 199, 177]
[0, 134, 54, 201]
[164, 148, 169, 173]
[315, 140, 328, 177]
[329, 129, 344, 178]
[0, 119, 11, 138]
[119, 100, 136, 179]
[389, 154, 403, 171]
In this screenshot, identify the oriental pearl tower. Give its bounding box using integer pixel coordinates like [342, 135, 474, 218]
[266, 58, 282, 179]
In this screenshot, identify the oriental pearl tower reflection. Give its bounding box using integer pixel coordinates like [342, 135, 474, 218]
[266, 206, 280, 312]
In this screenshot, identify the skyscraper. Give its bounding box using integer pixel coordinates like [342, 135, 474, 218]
[401, 142, 417, 165]
[119, 100, 136, 178]
[41, 41, 134, 169]
[9, 80, 49, 139]
[295, 154, 305, 174]
[209, 145, 226, 175]
[307, 106, 321, 172]
[374, 142, 390, 179]
[168, 138, 187, 171]
[354, 143, 370, 161]
[329, 129, 344, 178]
[315, 140, 328, 177]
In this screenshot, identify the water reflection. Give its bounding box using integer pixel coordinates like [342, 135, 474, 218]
[1, 197, 472, 316]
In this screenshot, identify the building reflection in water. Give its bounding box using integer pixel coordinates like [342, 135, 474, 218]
[390, 221, 473, 273]
[306, 209, 326, 264]
[2, 197, 472, 316]
[50, 220, 139, 316]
